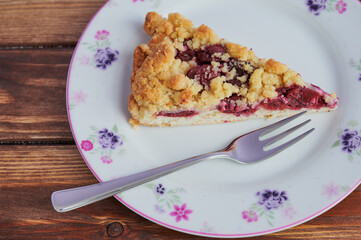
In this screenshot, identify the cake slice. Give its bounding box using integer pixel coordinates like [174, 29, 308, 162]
[128, 12, 338, 127]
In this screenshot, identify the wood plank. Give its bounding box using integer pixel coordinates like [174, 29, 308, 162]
[0, 0, 107, 47]
[1, 145, 361, 239]
[0, 145, 94, 185]
[0, 48, 73, 141]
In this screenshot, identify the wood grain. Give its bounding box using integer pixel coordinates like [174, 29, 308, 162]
[0, 0, 107, 47]
[1, 145, 361, 239]
[0, 48, 73, 142]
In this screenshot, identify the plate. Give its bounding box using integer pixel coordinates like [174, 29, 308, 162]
[67, 0, 361, 237]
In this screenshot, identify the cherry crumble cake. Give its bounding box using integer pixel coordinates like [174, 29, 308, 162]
[128, 12, 338, 127]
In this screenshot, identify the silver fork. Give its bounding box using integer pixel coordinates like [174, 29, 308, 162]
[52, 111, 314, 212]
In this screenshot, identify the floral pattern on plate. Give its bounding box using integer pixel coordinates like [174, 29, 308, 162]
[106, 0, 119, 7]
[306, 0, 347, 15]
[242, 190, 295, 226]
[145, 183, 192, 223]
[332, 121, 361, 161]
[199, 221, 216, 233]
[80, 29, 119, 70]
[145, 183, 187, 212]
[132, 0, 162, 8]
[68, 90, 87, 110]
[81, 124, 125, 164]
[170, 203, 193, 222]
[322, 182, 350, 199]
[349, 58, 361, 81]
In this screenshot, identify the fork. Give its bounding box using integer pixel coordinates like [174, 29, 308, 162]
[51, 111, 314, 212]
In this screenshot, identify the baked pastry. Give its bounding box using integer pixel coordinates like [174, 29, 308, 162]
[128, 12, 338, 127]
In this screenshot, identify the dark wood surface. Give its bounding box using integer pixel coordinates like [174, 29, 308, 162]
[1, 1, 361, 239]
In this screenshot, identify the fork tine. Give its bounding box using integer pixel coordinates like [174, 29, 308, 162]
[262, 119, 311, 147]
[264, 128, 315, 156]
[258, 111, 307, 138]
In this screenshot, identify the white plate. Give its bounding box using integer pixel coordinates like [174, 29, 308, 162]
[67, 0, 361, 237]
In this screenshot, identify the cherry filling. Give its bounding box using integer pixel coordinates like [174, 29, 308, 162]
[196, 44, 227, 63]
[217, 84, 336, 117]
[226, 59, 249, 87]
[187, 64, 221, 88]
[176, 43, 250, 89]
[176, 44, 226, 63]
[176, 47, 195, 61]
[156, 110, 199, 118]
[157, 85, 336, 118]
[260, 85, 334, 110]
[217, 94, 258, 117]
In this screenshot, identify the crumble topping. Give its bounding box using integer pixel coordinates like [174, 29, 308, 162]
[130, 12, 338, 124]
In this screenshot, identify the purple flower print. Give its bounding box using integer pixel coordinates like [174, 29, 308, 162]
[98, 128, 123, 150]
[257, 190, 288, 210]
[95, 30, 110, 40]
[358, 74, 361, 82]
[169, 203, 193, 222]
[155, 184, 165, 195]
[335, 0, 347, 14]
[242, 210, 258, 223]
[133, 0, 144, 2]
[154, 204, 165, 214]
[341, 129, 361, 153]
[81, 140, 93, 151]
[306, 0, 327, 15]
[94, 47, 119, 70]
[101, 155, 113, 164]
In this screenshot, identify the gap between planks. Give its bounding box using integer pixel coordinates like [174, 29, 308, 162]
[0, 45, 76, 50]
[0, 140, 75, 145]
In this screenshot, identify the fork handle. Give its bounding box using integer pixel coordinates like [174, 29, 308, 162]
[51, 151, 226, 212]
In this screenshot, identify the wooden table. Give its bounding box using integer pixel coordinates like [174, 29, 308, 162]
[1, 1, 361, 239]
